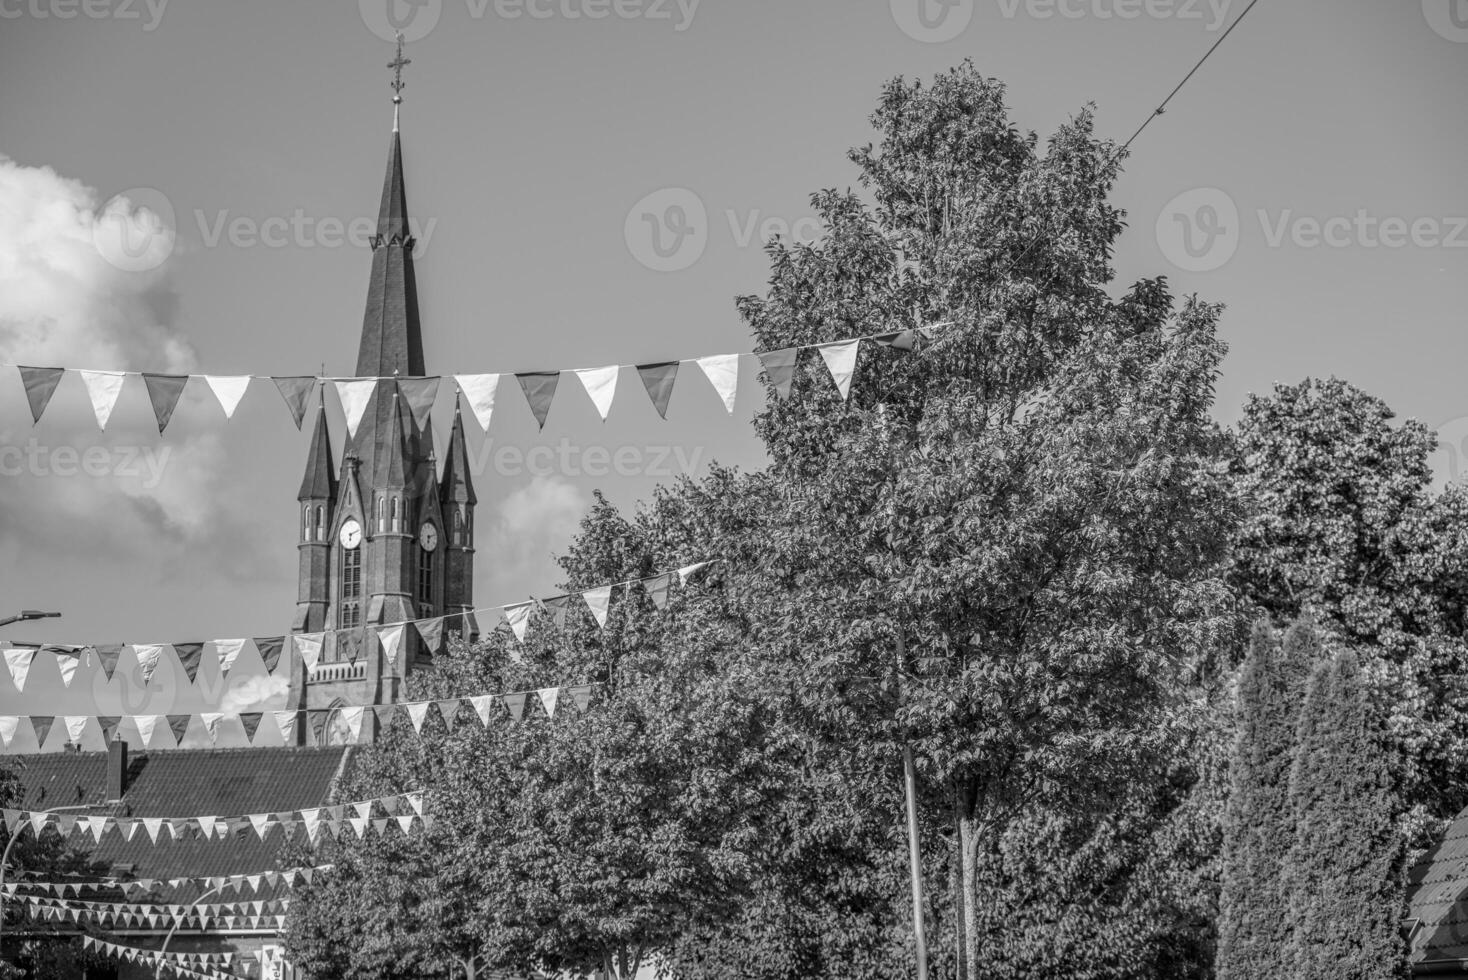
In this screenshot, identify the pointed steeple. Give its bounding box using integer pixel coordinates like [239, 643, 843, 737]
[357, 129, 425, 379]
[375, 386, 411, 490]
[440, 401, 477, 507]
[298, 389, 337, 501]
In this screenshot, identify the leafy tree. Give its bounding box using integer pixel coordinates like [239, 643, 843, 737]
[1231, 377, 1468, 823]
[1215, 620, 1316, 980]
[1285, 646, 1408, 980]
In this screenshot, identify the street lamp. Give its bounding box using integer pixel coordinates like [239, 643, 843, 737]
[156, 883, 223, 980]
[0, 611, 61, 629]
[0, 803, 101, 950]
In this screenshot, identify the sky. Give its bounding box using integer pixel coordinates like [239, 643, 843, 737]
[0, 0, 1465, 724]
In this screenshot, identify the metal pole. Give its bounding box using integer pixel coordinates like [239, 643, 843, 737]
[156, 883, 223, 980]
[896, 630, 929, 980]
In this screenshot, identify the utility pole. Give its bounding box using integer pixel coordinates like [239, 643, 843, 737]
[896, 629, 929, 980]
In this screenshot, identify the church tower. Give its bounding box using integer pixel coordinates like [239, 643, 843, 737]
[287, 37, 477, 738]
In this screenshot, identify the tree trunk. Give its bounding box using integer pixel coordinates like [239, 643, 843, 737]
[953, 777, 981, 980]
[952, 844, 968, 980]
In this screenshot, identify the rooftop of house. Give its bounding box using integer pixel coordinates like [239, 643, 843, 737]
[7, 746, 350, 879]
[1408, 806, 1468, 975]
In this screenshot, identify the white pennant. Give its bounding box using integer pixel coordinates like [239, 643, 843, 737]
[503, 602, 534, 642]
[377, 625, 406, 667]
[334, 379, 378, 439]
[405, 701, 431, 733]
[294, 633, 324, 671]
[696, 354, 740, 414]
[64, 715, 90, 745]
[455, 374, 500, 431]
[130, 643, 164, 683]
[0, 716, 17, 750]
[677, 561, 711, 585]
[133, 714, 160, 748]
[574, 365, 619, 421]
[273, 711, 298, 743]
[817, 340, 860, 401]
[582, 585, 612, 629]
[79, 370, 126, 429]
[538, 687, 560, 718]
[213, 639, 247, 677]
[468, 695, 495, 726]
[200, 713, 225, 745]
[340, 706, 366, 743]
[204, 376, 251, 418]
[56, 655, 80, 689]
[4, 649, 34, 692]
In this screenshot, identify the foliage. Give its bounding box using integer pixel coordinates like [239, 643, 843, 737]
[1215, 620, 1316, 980]
[1285, 646, 1408, 980]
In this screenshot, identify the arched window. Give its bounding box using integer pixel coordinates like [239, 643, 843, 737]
[417, 544, 434, 617]
[302, 504, 311, 539]
[377, 497, 386, 533]
[390, 496, 400, 532]
[315, 506, 325, 538]
[340, 547, 361, 629]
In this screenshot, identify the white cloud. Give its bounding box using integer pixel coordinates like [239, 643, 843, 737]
[484, 475, 587, 597]
[219, 672, 291, 713]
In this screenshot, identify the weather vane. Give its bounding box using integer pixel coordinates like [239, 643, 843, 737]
[388, 31, 410, 105]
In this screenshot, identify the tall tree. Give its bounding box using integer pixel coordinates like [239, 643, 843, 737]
[1285, 646, 1408, 980]
[1215, 620, 1315, 980]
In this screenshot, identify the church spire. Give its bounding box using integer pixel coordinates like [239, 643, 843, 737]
[356, 33, 424, 380]
[297, 386, 337, 502]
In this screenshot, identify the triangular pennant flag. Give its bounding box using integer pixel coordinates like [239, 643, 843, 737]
[582, 585, 612, 629]
[63, 715, 90, 744]
[130, 643, 164, 683]
[5, 649, 34, 692]
[756, 347, 798, 399]
[167, 715, 192, 744]
[142, 818, 163, 844]
[435, 699, 462, 730]
[339, 707, 366, 743]
[574, 365, 619, 421]
[677, 561, 712, 584]
[502, 692, 528, 722]
[516, 371, 560, 429]
[173, 643, 205, 683]
[636, 361, 679, 419]
[134, 714, 160, 747]
[397, 377, 440, 431]
[406, 792, 425, 815]
[273, 711, 298, 743]
[254, 636, 285, 674]
[55, 814, 79, 837]
[542, 595, 572, 628]
[413, 617, 443, 654]
[538, 688, 560, 718]
[94, 643, 124, 681]
[643, 573, 673, 610]
[55, 654, 81, 689]
[377, 625, 406, 668]
[503, 602, 534, 642]
[567, 683, 595, 713]
[405, 701, 431, 734]
[239, 713, 264, 744]
[79, 370, 127, 429]
[397, 815, 416, 834]
[373, 704, 398, 731]
[204, 376, 250, 418]
[29, 811, 51, 836]
[817, 339, 861, 401]
[695, 354, 740, 414]
[213, 639, 247, 678]
[200, 712, 226, 745]
[468, 695, 495, 727]
[142, 374, 189, 433]
[272, 376, 316, 429]
[0, 716, 18, 750]
[17, 366, 64, 424]
[30, 715, 54, 747]
[454, 374, 499, 431]
[294, 633, 324, 671]
[97, 715, 121, 743]
[334, 379, 378, 439]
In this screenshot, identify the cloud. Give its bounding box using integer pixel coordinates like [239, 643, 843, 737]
[484, 475, 587, 596]
[219, 672, 291, 713]
[0, 156, 269, 578]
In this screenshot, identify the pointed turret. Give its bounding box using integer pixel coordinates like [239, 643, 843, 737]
[297, 388, 338, 502]
[440, 402, 477, 509]
[441, 399, 478, 642]
[293, 390, 337, 636]
[373, 386, 411, 491]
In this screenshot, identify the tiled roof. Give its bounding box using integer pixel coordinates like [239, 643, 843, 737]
[9, 747, 349, 879]
[1408, 807, 1468, 974]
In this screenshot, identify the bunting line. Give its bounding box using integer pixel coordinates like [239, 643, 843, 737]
[0, 562, 720, 695]
[3, 864, 328, 897]
[5, 324, 945, 432]
[0, 683, 595, 753]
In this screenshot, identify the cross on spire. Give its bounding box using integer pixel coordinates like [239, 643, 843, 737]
[388, 32, 410, 103]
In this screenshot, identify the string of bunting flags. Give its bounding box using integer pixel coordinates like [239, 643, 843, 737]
[5, 324, 944, 433]
[23, 894, 288, 931]
[2, 791, 428, 846]
[0, 683, 592, 753]
[0, 560, 717, 699]
[3, 865, 327, 898]
[81, 936, 246, 979]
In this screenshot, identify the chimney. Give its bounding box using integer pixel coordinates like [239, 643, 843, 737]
[106, 737, 128, 802]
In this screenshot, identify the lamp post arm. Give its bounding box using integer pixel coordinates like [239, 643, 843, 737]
[155, 884, 224, 980]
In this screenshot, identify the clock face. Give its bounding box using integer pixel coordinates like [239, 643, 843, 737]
[339, 519, 362, 550]
[419, 522, 439, 552]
